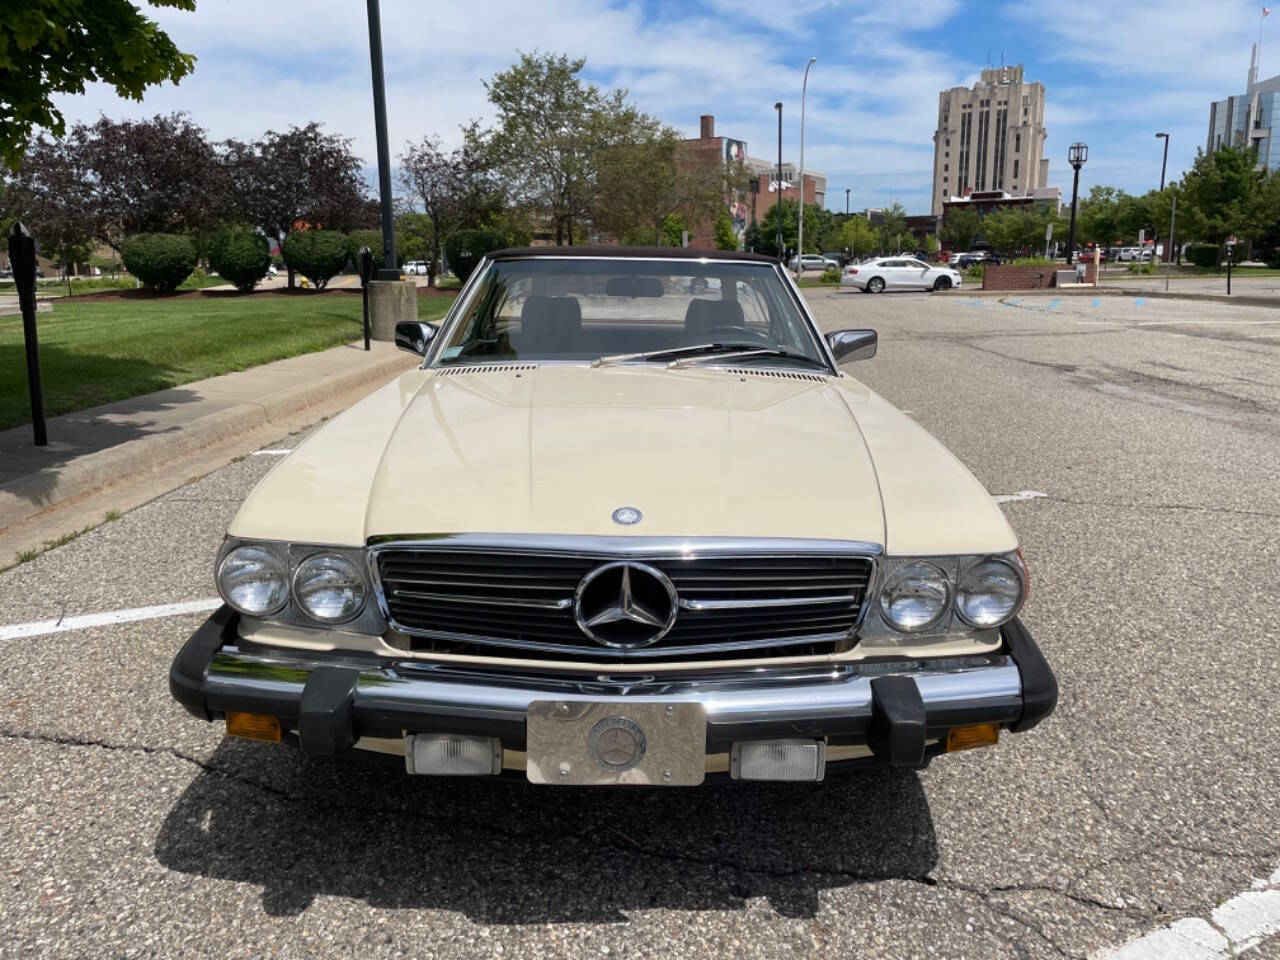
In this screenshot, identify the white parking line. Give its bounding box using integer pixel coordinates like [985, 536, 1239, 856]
[1096, 863, 1280, 959]
[251, 449, 292, 456]
[992, 490, 1048, 504]
[0, 598, 222, 641]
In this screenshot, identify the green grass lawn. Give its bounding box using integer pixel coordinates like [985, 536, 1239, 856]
[1, 291, 455, 430]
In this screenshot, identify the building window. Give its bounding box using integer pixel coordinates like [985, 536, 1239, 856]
[944, 164, 949, 171]
[1015, 132, 1021, 153]
[1013, 159, 1019, 179]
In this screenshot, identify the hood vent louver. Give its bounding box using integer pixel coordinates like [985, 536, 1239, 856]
[722, 368, 829, 382]
[436, 363, 540, 376]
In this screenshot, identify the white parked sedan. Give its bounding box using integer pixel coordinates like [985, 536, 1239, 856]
[842, 257, 963, 293]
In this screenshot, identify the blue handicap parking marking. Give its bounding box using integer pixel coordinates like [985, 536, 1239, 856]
[1135, 298, 1144, 307]
[1046, 299, 1060, 309]
[1092, 298, 1101, 307]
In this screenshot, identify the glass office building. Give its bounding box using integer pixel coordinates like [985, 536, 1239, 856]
[1208, 69, 1280, 171]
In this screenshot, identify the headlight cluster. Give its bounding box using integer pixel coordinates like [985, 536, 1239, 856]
[878, 555, 1024, 634]
[217, 544, 367, 624]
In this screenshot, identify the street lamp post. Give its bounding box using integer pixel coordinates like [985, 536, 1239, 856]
[1155, 132, 1170, 191]
[796, 56, 817, 275]
[365, 0, 399, 279]
[1065, 142, 1088, 266]
[845, 188, 850, 215]
[775, 101, 784, 263]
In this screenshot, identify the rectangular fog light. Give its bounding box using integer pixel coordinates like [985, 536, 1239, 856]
[731, 739, 826, 782]
[405, 734, 503, 776]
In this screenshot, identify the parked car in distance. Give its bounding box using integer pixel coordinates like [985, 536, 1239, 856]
[266, 264, 279, 278]
[821, 251, 852, 267]
[789, 253, 839, 273]
[843, 256, 964, 292]
[1116, 247, 1143, 262]
[170, 245, 1055, 786]
[948, 251, 967, 266]
[957, 252, 1001, 268]
[403, 260, 430, 276]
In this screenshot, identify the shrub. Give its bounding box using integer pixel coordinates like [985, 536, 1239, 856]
[965, 264, 985, 281]
[345, 229, 384, 267]
[1187, 243, 1219, 268]
[1011, 257, 1055, 266]
[444, 228, 505, 284]
[1126, 261, 1157, 274]
[819, 266, 841, 284]
[120, 233, 197, 292]
[282, 230, 349, 289]
[209, 226, 271, 292]
[1260, 247, 1280, 269]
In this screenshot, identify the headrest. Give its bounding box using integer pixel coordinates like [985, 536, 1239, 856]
[604, 276, 665, 298]
[521, 295, 582, 328]
[684, 298, 745, 336]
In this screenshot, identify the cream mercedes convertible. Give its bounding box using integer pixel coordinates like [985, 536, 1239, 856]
[171, 247, 1056, 784]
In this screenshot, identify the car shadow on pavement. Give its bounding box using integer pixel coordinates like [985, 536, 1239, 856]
[154, 738, 938, 922]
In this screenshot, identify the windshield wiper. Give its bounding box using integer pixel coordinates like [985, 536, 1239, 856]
[666, 345, 828, 370]
[592, 342, 725, 367]
[593, 342, 826, 370]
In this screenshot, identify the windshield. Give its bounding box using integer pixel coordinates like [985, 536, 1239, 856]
[434, 258, 828, 369]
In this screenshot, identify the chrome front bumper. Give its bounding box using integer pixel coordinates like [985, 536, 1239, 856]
[170, 606, 1057, 767]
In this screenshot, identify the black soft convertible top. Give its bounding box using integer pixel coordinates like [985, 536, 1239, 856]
[487, 245, 780, 264]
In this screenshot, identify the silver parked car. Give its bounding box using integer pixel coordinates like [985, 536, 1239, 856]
[789, 253, 839, 273]
[842, 257, 963, 293]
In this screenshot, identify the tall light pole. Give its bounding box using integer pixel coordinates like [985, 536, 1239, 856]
[1065, 142, 1088, 266]
[775, 101, 784, 262]
[796, 56, 817, 274]
[365, 0, 398, 278]
[1155, 132, 1169, 191]
[845, 188, 850, 215]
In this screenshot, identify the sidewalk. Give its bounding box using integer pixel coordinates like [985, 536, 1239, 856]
[0, 340, 417, 564]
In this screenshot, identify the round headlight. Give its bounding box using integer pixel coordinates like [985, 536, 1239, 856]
[293, 553, 366, 623]
[217, 545, 289, 616]
[955, 558, 1023, 628]
[879, 561, 951, 633]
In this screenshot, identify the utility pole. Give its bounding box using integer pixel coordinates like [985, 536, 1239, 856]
[1165, 195, 1176, 292]
[775, 102, 784, 263]
[9, 222, 46, 445]
[845, 188, 850, 215]
[1155, 132, 1170, 192]
[365, 0, 399, 278]
[796, 57, 816, 275]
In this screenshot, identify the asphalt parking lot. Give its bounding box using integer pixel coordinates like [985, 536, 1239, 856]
[3, 287, 1280, 959]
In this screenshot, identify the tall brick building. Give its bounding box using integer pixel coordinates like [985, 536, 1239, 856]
[678, 115, 749, 249]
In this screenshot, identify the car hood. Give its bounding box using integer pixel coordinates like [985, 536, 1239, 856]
[229, 364, 1016, 555]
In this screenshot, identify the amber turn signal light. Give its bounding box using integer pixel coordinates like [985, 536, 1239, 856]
[226, 711, 281, 742]
[946, 723, 999, 752]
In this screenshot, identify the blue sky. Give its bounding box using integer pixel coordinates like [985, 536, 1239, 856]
[54, 0, 1277, 214]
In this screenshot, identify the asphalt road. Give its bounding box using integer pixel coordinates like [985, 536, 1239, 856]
[3, 287, 1280, 958]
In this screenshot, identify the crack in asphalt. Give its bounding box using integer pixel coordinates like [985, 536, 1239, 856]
[1005, 492, 1280, 522]
[0, 725, 1146, 956]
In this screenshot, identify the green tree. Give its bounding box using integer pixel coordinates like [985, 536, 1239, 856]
[713, 208, 737, 250]
[924, 233, 940, 256]
[940, 206, 981, 252]
[839, 215, 878, 258]
[1076, 185, 1125, 245]
[481, 51, 653, 245]
[395, 211, 434, 265]
[593, 126, 742, 245]
[0, 1, 196, 169]
[758, 197, 818, 258]
[660, 213, 689, 247]
[1180, 144, 1270, 252]
[743, 218, 762, 253]
[208, 225, 271, 292]
[877, 202, 908, 253]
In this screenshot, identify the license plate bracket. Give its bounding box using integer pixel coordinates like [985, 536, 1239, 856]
[526, 701, 706, 786]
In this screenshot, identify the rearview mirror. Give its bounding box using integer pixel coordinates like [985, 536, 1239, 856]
[394, 321, 438, 357]
[826, 329, 877, 363]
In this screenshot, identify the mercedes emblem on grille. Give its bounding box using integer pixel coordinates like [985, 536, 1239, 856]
[588, 716, 646, 772]
[573, 561, 678, 648]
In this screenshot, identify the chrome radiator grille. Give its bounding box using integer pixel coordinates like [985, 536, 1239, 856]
[373, 544, 875, 662]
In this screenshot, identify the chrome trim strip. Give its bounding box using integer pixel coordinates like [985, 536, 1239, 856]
[391, 589, 572, 611]
[367, 534, 883, 557]
[679, 594, 855, 611]
[204, 646, 1024, 724]
[390, 627, 852, 660]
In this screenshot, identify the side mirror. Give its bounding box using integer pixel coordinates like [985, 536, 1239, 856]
[826, 329, 877, 363]
[394, 321, 438, 357]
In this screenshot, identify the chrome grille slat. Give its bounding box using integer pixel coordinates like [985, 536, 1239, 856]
[374, 545, 874, 663]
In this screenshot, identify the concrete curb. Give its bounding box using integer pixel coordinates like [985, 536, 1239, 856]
[0, 349, 416, 535]
[942, 286, 1280, 307]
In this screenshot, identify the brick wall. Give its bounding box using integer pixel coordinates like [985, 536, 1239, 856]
[981, 261, 1097, 290]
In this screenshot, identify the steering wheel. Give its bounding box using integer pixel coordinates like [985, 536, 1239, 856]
[694, 325, 773, 344]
